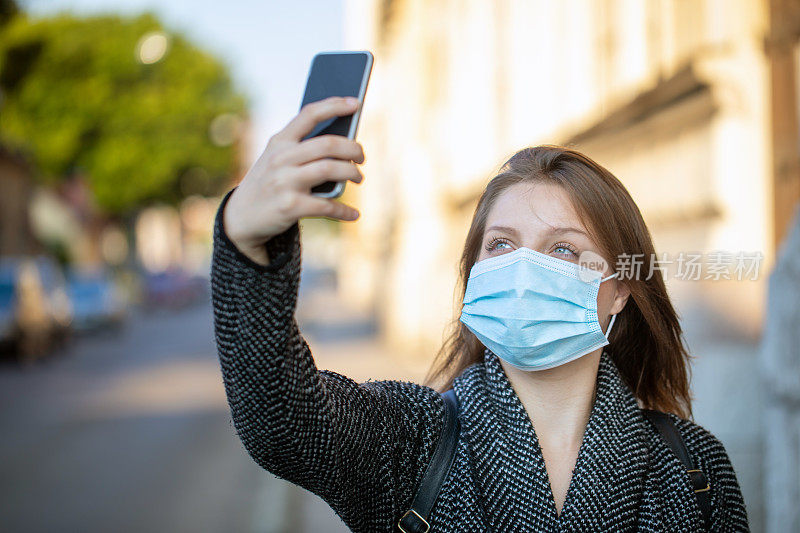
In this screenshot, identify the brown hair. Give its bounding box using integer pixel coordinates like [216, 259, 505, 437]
[424, 145, 693, 419]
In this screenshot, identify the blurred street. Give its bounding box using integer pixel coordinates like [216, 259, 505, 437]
[0, 266, 429, 533]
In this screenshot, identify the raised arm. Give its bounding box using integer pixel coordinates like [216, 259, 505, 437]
[210, 97, 445, 532]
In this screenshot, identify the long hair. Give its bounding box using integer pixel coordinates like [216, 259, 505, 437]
[423, 145, 693, 419]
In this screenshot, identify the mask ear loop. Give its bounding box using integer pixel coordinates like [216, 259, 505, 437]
[601, 271, 620, 283]
[604, 313, 617, 339]
[600, 271, 620, 339]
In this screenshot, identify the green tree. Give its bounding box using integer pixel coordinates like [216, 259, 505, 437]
[0, 11, 247, 214]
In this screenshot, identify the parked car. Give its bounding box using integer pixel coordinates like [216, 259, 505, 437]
[66, 270, 126, 333]
[141, 269, 208, 309]
[34, 256, 73, 345]
[0, 256, 72, 361]
[0, 275, 15, 352]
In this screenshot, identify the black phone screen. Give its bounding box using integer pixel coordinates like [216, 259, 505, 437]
[300, 53, 368, 140]
[300, 52, 372, 196]
[299, 52, 371, 195]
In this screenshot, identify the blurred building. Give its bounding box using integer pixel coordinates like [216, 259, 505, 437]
[134, 196, 221, 276]
[339, 0, 800, 365]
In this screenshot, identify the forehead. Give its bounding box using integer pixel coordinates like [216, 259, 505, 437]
[485, 181, 587, 233]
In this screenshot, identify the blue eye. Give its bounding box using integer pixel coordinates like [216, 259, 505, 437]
[552, 242, 578, 258]
[486, 237, 512, 252]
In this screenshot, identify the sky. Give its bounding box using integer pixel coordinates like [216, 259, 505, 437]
[22, 0, 346, 164]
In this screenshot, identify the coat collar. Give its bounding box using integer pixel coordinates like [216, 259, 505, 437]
[453, 348, 652, 530]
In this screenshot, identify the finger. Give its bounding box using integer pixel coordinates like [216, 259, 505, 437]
[294, 194, 360, 221]
[291, 158, 363, 189]
[279, 135, 365, 167]
[277, 96, 359, 143]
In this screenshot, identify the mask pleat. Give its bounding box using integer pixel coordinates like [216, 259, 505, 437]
[459, 247, 609, 370]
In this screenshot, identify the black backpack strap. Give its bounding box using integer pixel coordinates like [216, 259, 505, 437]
[642, 409, 712, 529]
[398, 389, 461, 533]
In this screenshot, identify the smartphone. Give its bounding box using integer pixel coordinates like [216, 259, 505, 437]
[299, 50, 373, 198]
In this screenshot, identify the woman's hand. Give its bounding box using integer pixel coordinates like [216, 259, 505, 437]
[224, 96, 365, 265]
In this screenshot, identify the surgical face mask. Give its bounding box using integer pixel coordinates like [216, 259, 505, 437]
[459, 247, 619, 371]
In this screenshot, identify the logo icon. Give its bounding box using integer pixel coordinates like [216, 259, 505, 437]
[577, 250, 610, 282]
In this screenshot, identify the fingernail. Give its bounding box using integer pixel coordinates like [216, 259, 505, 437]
[345, 97, 359, 106]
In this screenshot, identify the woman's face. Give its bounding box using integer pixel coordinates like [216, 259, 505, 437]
[478, 181, 629, 324]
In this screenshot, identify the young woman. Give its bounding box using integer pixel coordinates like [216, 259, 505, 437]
[212, 96, 749, 531]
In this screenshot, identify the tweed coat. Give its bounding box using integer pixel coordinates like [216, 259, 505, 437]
[210, 190, 749, 532]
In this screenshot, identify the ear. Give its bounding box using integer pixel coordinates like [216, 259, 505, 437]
[609, 280, 631, 315]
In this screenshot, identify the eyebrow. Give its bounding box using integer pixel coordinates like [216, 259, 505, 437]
[485, 224, 589, 237]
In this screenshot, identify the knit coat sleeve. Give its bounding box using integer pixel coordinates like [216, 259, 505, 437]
[672, 416, 750, 531]
[210, 189, 445, 532]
